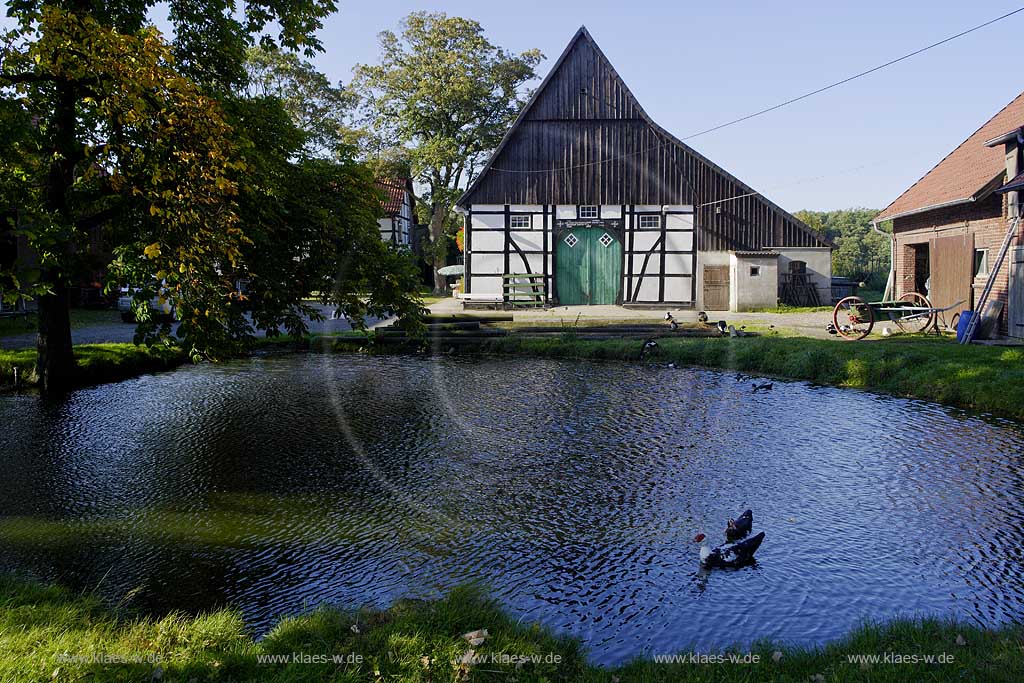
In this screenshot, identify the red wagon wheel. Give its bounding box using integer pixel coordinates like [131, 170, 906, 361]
[894, 292, 935, 334]
[833, 296, 874, 340]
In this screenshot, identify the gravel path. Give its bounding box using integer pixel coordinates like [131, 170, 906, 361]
[429, 298, 838, 339]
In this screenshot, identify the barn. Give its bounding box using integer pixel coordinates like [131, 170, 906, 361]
[456, 27, 830, 310]
[874, 91, 1024, 337]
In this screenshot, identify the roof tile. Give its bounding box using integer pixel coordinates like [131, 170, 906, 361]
[875, 91, 1024, 221]
[375, 177, 409, 215]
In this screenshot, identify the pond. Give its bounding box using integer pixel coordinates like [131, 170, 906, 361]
[2, 354, 1024, 665]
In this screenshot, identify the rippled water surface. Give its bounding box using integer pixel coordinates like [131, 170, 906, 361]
[3, 354, 1024, 664]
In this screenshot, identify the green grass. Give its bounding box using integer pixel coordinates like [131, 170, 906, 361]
[471, 334, 1024, 420]
[1, 575, 1021, 682]
[857, 288, 885, 303]
[417, 285, 449, 307]
[0, 307, 122, 338]
[0, 343, 187, 390]
[745, 303, 834, 313]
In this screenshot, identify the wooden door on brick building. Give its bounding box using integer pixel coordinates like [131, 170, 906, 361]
[1010, 246, 1024, 339]
[928, 234, 973, 319]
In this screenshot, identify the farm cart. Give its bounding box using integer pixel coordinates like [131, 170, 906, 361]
[831, 293, 963, 341]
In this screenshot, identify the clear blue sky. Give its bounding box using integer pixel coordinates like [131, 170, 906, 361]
[10, 1, 1024, 211]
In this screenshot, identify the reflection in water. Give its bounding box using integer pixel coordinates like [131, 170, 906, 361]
[2, 354, 1024, 665]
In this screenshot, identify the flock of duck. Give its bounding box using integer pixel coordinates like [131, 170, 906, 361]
[640, 334, 773, 393]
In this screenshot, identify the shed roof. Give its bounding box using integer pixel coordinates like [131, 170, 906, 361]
[996, 170, 1024, 194]
[875, 91, 1024, 222]
[732, 250, 779, 257]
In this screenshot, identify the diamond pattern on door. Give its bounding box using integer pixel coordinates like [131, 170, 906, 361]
[564, 234, 579, 247]
[599, 233, 613, 248]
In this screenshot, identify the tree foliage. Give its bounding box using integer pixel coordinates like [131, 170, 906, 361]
[795, 208, 891, 283]
[224, 95, 423, 339]
[1, 0, 422, 389]
[1, 7, 246, 364]
[243, 46, 359, 158]
[354, 12, 543, 291]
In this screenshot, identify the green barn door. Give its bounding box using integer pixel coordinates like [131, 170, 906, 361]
[556, 228, 622, 305]
[589, 229, 622, 304]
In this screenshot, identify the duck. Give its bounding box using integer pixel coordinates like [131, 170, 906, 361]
[716, 320, 728, 334]
[725, 509, 753, 540]
[665, 312, 679, 331]
[697, 311, 709, 323]
[640, 338, 658, 359]
[694, 531, 765, 568]
[752, 382, 773, 392]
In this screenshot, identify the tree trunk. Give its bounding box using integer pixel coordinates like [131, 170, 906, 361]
[36, 277, 76, 392]
[430, 204, 448, 294]
[35, 81, 79, 392]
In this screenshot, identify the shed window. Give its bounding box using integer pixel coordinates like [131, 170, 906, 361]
[579, 205, 598, 219]
[749, 266, 761, 277]
[510, 215, 531, 229]
[638, 215, 660, 229]
[974, 249, 988, 277]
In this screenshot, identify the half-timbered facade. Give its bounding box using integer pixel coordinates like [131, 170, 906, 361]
[456, 27, 829, 309]
[376, 176, 415, 247]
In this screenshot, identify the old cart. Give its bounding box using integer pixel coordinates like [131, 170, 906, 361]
[831, 293, 963, 341]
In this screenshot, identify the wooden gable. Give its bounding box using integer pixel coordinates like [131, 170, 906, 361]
[459, 27, 827, 251]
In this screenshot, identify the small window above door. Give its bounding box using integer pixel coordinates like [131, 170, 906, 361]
[578, 205, 598, 219]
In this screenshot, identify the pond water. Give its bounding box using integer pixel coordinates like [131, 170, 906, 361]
[2, 354, 1024, 665]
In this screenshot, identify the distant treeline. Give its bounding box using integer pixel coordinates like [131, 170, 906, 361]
[794, 209, 890, 285]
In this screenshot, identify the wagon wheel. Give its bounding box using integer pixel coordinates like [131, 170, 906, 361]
[893, 292, 935, 334]
[833, 296, 874, 340]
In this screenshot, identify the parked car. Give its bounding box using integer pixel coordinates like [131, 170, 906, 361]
[117, 287, 176, 323]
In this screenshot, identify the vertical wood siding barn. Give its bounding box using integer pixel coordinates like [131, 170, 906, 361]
[457, 26, 830, 309]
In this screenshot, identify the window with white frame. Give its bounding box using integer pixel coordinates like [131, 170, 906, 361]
[638, 214, 660, 229]
[974, 249, 989, 277]
[579, 205, 598, 219]
[510, 215, 531, 229]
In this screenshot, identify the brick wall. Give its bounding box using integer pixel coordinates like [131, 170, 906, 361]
[892, 193, 1018, 333]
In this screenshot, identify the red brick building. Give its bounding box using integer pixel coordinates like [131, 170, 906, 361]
[875, 92, 1024, 337]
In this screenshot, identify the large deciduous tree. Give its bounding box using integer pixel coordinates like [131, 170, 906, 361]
[0, 0, 336, 391]
[354, 12, 543, 293]
[223, 95, 423, 338]
[243, 46, 360, 158]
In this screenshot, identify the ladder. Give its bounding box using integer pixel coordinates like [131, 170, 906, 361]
[960, 213, 1021, 344]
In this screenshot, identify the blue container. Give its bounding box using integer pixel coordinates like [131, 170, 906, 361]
[956, 310, 974, 343]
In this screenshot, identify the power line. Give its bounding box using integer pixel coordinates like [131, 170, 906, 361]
[681, 5, 1024, 141]
[488, 6, 1024, 174]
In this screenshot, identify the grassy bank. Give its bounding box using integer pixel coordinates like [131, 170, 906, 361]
[1, 575, 1021, 682]
[0, 343, 187, 390]
[470, 334, 1024, 420]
